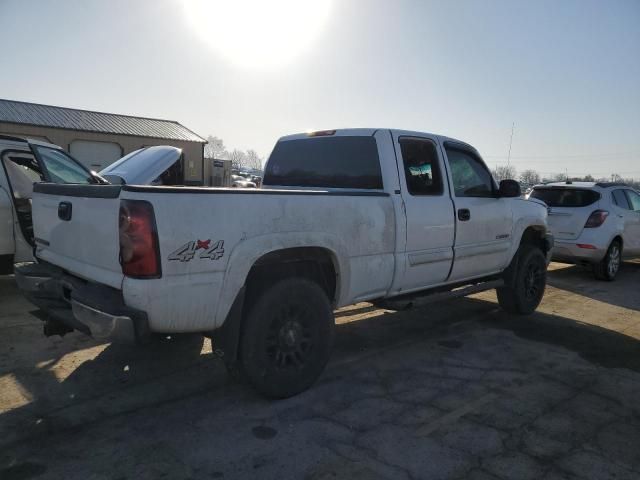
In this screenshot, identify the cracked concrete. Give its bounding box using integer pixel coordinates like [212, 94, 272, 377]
[1, 261, 639, 479]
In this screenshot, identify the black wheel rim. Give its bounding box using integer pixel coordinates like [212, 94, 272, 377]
[524, 261, 543, 300]
[265, 304, 313, 370]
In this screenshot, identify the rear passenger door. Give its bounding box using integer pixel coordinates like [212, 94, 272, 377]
[442, 143, 513, 281]
[395, 135, 455, 292]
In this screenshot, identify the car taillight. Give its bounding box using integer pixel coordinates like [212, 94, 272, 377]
[584, 210, 609, 228]
[119, 200, 161, 278]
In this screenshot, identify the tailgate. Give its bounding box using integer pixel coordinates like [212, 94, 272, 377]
[32, 183, 124, 288]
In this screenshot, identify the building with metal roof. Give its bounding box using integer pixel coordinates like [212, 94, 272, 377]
[0, 99, 206, 184]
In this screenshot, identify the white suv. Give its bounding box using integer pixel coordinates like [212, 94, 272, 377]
[528, 182, 640, 280]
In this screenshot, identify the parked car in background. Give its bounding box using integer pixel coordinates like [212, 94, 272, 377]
[0, 135, 101, 274]
[528, 181, 640, 280]
[17, 128, 552, 398]
[231, 174, 257, 188]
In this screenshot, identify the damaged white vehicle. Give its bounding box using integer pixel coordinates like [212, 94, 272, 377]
[0, 135, 103, 274]
[16, 129, 553, 398]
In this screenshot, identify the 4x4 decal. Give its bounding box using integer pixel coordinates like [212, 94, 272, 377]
[168, 239, 224, 262]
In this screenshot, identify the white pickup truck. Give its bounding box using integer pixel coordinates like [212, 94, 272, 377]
[16, 129, 552, 398]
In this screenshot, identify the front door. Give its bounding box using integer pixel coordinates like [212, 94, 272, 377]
[442, 143, 513, 281]
[395, 134, 455, 293]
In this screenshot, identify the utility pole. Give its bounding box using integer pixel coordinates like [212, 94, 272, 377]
[507, 122, 515, 168]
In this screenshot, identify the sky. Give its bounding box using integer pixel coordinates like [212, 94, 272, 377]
[1, 0, 639, 179]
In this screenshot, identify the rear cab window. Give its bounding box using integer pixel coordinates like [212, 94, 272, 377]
[263, 136, 383, 189]
[529, 188, 600, 207]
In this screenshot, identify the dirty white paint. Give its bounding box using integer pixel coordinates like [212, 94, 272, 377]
[29, 128, 549, 334]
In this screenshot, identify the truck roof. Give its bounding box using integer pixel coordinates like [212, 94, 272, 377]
[278, 128, 472, 149]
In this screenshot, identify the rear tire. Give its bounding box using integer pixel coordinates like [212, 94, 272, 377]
[594, 240, 621, 281]
[240, 277, 334, 399]
[497, 245, 547, 315]
[0, 254, 14, 275]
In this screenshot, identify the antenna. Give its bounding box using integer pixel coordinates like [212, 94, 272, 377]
[506, 122, 515, 168]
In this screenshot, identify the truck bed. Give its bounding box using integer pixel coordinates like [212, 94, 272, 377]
[31, 183, 397, 332]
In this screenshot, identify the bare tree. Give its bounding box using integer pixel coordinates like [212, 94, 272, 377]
[244, 149, 263, 171]
[519, 169, 540, 186]
[610, 173, 624, 182]
[228, 149, 247, 171]
[204, 135, 228, 160]
[492, 165, 517, 182]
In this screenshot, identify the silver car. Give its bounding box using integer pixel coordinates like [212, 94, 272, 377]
[528, 182, 640, 280]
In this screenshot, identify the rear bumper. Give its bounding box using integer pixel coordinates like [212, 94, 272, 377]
[551, 240, 607, 264]
[15, 262, 150, 343]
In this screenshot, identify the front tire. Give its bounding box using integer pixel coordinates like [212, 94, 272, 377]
[497, 246, 547, 315]
[594, 240, 621, 281]
[240, 278, 334, 399]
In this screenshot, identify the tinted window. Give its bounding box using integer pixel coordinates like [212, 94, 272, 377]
[445, 148, 495, 197]
[399, 138, 443, 195]
[625, 190, 640, 211]
[530, 188, 600, 207]
[33, 145, 93, 184]
[264, 136, 383, 189]
[612, 189, 631, 209]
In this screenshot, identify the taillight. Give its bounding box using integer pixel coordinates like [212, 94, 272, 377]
[584, 210, 609, 228]
[119, 200, 161, 278]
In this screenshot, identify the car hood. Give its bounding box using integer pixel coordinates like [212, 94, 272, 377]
[99, 146, 182, 185]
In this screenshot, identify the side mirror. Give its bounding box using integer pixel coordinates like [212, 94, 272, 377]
[499, 179, 521, 198]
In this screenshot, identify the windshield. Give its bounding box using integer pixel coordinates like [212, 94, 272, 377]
[32, 145, 94, 184]
[530, 187, 600, 207]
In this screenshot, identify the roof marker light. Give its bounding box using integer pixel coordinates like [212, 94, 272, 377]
[307, 130, 336, 137]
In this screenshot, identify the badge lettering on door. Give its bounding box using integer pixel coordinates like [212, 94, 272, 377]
[168, 239, 224, 262]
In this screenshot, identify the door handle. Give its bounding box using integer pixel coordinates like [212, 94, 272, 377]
[58, 202, 72, 221]
[458, 208, 471, 221]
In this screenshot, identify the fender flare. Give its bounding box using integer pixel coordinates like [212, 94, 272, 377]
[213, 232, 350, 330]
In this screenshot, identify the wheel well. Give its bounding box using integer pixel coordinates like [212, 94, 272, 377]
[612, 235, 623, 251]
[519, 226, 548, 253]
[245, 247, 338, 305]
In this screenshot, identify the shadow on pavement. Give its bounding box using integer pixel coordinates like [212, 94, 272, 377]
[2, 291, 640, 451]
[546, 260, 640, 312]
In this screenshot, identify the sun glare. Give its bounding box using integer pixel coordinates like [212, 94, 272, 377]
[183, 0, 333, 69]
